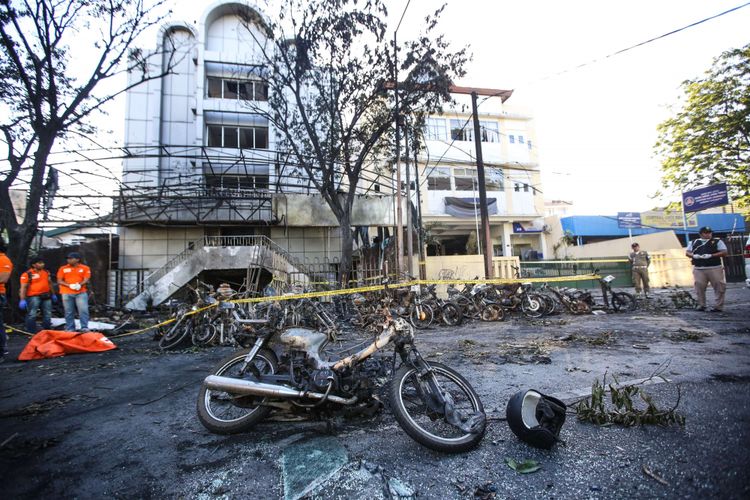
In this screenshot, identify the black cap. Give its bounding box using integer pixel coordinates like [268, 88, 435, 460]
[67, 251, 82, 259]
[29, 255, 45, 264]
[698, 226, 712, 233]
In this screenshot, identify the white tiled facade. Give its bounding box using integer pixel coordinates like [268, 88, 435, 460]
[417, 93, 546, 259]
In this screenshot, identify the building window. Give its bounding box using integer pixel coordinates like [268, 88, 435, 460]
[485, 168, 503, 190]
[509, 135, 515, 144]
[206, 125, 269, 149]
[479, 121, 500, 143]
[518, 135, 525, 144]
[205, 174, 269, 192]
[453, 167, 477, 191]
[523, 183, 529, 192]
[424, 118, 447, 141]
[427, 167, 451, 190]
[450, 119, 472, 142]
[514, 183, 520, 192]
[527, 140, 533, 150]
[206, 76, 269, 101]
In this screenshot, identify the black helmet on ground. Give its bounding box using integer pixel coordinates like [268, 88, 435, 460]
[506, 389, 566, 449]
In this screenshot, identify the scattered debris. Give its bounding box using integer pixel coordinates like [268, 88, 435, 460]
[386, 477, 415, 499]
[556, 331, 615, 346]
[642, 464, 669, 486]
[504, 458, 541, 474]
[669, 291, 698, 309]
[281, 436, 347, 500]
[575, 372, 685, 427]
[663, 328, 712, 342]
[473, 481, 498, 499]
[0, 432, 19, 448]
[0, 395, 78, 419]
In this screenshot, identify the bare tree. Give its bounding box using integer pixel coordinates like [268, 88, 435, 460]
[239, 0, 468, 285]
[0, 0, 177, 300]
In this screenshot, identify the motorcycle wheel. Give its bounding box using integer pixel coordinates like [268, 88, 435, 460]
[570, 300, 592, 315]
[197, 348, 279, 434]
[481, 304, 504, 322]
[612, 292, 637, 312]
[441, 302, 463, 326]
[521, 294, 545, 318]
[389, 362, 486, 453]
[159, 313, 192, 350]
[410, 304, 434, 329]
[540, 294, 557, 315]
[192, 316, 217, 346]
[454, 296, 478, 319]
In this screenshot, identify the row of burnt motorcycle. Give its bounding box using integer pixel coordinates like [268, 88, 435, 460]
[159, 275, 638, 349]
[346, 275, 638, 331]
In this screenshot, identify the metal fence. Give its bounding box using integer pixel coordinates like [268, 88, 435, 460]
[519, 259, 633, 289]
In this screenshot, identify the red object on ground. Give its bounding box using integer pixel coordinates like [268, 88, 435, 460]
[18, 330, 117, 361]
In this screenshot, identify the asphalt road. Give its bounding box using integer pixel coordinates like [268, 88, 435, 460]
[1, 284, 748, 499]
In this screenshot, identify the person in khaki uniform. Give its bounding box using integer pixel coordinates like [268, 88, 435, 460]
[686, 226, 728, 312]
[628, 242, 651, 297]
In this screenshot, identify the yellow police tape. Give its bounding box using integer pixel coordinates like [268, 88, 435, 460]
[6, 273, 603, 341]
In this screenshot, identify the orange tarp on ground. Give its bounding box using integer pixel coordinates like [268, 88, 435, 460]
[18, 330, 117, 361]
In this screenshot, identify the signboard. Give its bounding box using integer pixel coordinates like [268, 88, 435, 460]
[617, 212, 641, 229]
[513, 221, 543, 233]
[641, 211, 697, 229]
[682, 183, 729, 213]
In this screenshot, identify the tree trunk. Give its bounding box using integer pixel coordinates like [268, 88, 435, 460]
[6, 225, 36, 321]
[2, 137, 53, 317]
[338, 211, 353, 288]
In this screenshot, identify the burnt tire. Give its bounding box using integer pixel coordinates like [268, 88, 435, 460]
[441, 303, 463, 326]
[389, 362, 486, 453]
[410, 304, 434, 329]
[612, 292, 637, 312]
[521, 294, 545, 318]
[197, 348, 278, 434]
[159, 313, 192, 350]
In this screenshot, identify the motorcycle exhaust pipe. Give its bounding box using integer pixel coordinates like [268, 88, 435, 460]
[203, 375, 358, 405]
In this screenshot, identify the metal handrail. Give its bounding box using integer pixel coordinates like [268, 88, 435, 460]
[123, 235, 309, 301]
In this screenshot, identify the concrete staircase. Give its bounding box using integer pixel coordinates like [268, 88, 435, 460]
[124, 235, 309, 310]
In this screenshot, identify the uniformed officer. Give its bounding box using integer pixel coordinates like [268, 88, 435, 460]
[56, 252, 91, 331]
[19, 256, 57, 333]
[0, 243, 12, 361]
[685, 226, 728, 312]
[628, 242, 651, 297]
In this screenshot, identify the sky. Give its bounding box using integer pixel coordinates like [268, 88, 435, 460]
[42, 0, 750, 220]
[163, 0, 750, 215]
[375, 0, 750, 215]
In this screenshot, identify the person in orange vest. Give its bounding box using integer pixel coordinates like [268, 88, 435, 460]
[0, 243, 13, 361]
[19, 256, 57, 334]
[56, 252, 91, 332]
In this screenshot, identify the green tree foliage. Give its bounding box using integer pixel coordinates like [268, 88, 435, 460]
[655, 43, 750, 209]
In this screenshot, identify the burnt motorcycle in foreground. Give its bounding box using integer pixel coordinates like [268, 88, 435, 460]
[197, 305, 486, 453]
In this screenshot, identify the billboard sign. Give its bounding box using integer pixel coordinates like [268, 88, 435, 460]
[641, 211, 697, 229]
[617, 212, 641, 229]
[682, 183, 728, 213]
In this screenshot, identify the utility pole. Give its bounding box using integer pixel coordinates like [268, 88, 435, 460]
[411, 126, 426, 280]
[404, 118, 414, 277]
[393, 32, 404, 275]
[471, 91, 494, 278]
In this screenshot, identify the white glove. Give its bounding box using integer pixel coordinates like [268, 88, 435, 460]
[695, 254, 711, 260]
[70, 283, 81, 291]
